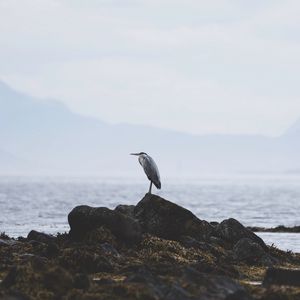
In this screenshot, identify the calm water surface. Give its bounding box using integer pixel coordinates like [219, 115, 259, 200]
[0, 175, 299, 251]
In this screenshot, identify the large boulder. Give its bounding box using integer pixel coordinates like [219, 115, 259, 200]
[114, 204, 135, 219]
[216, 218, 267, 250]
[134, 194, 214, 241]
[68, 205, 142, 242]
[233, 238, 276, 266]
[27, 230, 55, 244]
[181, 267, 253, 300]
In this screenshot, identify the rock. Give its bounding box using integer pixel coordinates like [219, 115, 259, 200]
[73, 273, 90, 290]
[2, 266, 18, 288]
[210, 221, 220, 226]
[134, 194, 214, 241]
[0, 292, 30, 300]
[27, 230, 55, 244]
[263, 267, 300, 286]
[209, 236, 226, 247]
[68, 205, 142, 242]
[0, 238, 19, 247]
[44, 242, 60, 258]
[125, 266, 166, 298]
[165, 284, 194, 300]
[84, 226, 117, 245]
[233, 238, 276, 266]
[225, 290, 254, 300]
[100, 242, 120, 256]
[216, 218, 267, 249]
[115, 204, 135, 218]
[27, 255, 48, 270]
[42, 266, 74, 295]
[182, 266, 250, 300]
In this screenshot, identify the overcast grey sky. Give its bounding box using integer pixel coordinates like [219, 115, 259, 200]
[1, 0, 300, 136]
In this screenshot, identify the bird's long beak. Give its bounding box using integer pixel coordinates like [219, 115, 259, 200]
[130, 153, 139, 156]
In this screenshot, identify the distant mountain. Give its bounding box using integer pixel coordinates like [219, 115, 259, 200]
[0, 80, 299, 176]
[285, 118, 300, 136]
[0, 148, 28, 173]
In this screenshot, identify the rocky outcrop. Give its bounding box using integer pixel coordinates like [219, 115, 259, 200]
[233, 238, 276, 266]
[248, 225, 300, 233]
[216, 218, 267, 250]
[68, 205, 142, 242]
[134, 193, 214, 241]
[0, 194, 299, 300]
[114, 204, 135, 218]
[27, 230, 56, 244]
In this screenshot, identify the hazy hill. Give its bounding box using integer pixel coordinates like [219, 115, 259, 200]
[0, 81, 299, 176]
[0, 148, 27, 172]
[285, 118, 300, 136]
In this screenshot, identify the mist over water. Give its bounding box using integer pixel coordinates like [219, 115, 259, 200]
[0, 175, 299, 251]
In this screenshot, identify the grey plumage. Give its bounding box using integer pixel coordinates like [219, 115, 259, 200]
[130, 152, 161, 193]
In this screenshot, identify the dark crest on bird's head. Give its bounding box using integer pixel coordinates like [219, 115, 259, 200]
[130, 152, 147, 156]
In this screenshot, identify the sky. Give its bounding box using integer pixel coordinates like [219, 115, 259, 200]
[0, 0, 300, 136]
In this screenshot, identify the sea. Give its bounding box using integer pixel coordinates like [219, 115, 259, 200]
[0, 175, 299, 252]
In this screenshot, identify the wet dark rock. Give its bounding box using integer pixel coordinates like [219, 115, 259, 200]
[233, 238, 276, 266]
[43, 266, 74, 295]
[124, 267, 166, 298]
[225, 290, 254, 300]
[181, 266, 249, 300]
[165, 284, 194, 300]
[209, 236, 226, 247]
[216, 218, 267, 250]
[84, 226, 117, 245]
[73, 273, 90, 290]
[2, 266, 18, 288]
[0, 292, 30, 300]
[16, 254, 49, 271]
[205, 276, 251, 300]
[0, 238, 19, 247]
[44, 242, 60, 258]
[210, 221, 220, 226]
[27, 255, 49, 270]
[134, 194, 214, 241]
[27, 230, 55, 244]
[180, 235, 213, 250]
[263, 267, 300, 286]
[100, 242, 120, 256]
[180, 236, 226, 260]
[68, 205, 142, 242]
[125, 270, 152, 284]
[115, 204, 136, 218]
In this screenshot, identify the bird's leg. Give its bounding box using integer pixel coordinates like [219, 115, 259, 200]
[149, 181, 152, 194]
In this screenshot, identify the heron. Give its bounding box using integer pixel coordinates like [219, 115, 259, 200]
[130, 152, 161, 194]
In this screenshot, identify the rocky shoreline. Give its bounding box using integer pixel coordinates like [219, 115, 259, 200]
[0, 194, 300, 299]
[248, 225, 300, 233]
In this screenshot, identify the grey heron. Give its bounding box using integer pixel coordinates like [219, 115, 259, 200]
[130, 152, 161, 194]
